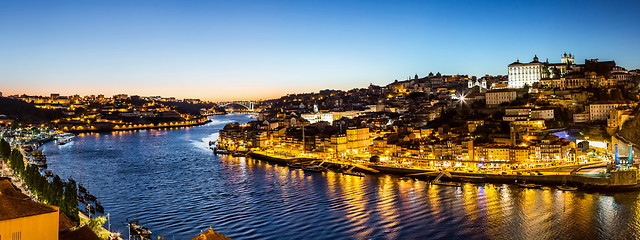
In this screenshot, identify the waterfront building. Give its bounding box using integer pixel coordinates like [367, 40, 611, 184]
[346, 127, 370, 155]
[485, 89, 517, 106]
[0, 179, 59, 240]
[329, 134, 348, 157]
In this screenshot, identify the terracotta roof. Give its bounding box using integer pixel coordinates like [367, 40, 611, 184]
[189, 228, 233, 240]
[59, 212, 75, 231]
[59, 225, 101, 240]
[0, 179, 58, 221]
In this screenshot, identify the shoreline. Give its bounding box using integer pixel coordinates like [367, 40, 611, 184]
[243, 150, 639, 192]
[67, 119, 212, 133]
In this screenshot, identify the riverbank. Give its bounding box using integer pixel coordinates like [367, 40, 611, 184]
[244, 150, 640, 192]
[1, 151, 124, 239]
[67, 118, 212, 133]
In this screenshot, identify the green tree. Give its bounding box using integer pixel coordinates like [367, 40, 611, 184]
[9, 149, 24, 176]
[88, 216, 106, 231]
[61, 181, 79, 223]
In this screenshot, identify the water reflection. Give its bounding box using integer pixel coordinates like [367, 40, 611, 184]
[40, 114, 640, 240]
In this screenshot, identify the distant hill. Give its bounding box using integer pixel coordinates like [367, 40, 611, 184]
[0, 97, 64, 123]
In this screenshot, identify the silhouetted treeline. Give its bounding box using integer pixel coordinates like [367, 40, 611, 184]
[0, 97, 64, 123]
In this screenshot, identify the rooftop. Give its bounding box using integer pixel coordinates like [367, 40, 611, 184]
[59, 225, 101, 240]
[0, 179, 58, 221]
[189, 227, 233, 240]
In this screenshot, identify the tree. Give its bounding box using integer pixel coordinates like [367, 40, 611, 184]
[9, 149, 24, 176]
[88, 216, 106, 231]
[0, 138, 10, 159]
[61, 181, 79, 223]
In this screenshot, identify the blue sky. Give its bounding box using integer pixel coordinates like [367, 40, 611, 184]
[1, 0, 639, 101]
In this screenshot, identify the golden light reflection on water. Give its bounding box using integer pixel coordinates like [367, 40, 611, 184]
[216, 156, 640, 239]
[326, 171, 370, 238]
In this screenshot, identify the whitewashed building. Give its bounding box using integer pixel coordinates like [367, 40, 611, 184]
[486, 90, 517, 106]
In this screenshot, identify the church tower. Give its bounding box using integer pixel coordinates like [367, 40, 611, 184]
[561, 53, 575, 65]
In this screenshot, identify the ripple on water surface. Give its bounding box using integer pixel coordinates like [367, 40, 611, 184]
[41, 114, 640, 240]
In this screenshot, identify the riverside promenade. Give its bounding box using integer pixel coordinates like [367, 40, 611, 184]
[245, 150, 639, 191]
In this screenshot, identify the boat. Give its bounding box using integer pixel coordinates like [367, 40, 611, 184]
[339, 165, 364, 177]
[460, 176, 486, 183]
[231, 151, 248, 157]
[342, 170, 365, 177]
[432, 181, 462, 187]
[214, 148, 230, 155]
[85, 193, 97, 202]
[557, 185, 578, 191]
[57, 134, 74, 145]
[95, 202, 104, 213]
[128, 219, 153, 240]
[301, 165, 327, 172]
[77, 195, 86, 204]
[516, 183, 542, 189]
[302, 160, 326, 172]
[287, 162, 304, 169]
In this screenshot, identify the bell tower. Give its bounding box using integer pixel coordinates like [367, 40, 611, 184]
[561, 53, 575, 65]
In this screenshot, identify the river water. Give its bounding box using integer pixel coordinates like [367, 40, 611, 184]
[42, 114, 640, 239]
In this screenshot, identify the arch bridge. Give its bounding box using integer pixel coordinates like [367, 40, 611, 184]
[217, 101, 255, 111]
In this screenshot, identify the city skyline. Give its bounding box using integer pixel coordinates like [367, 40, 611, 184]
[2, 0, 640, 101]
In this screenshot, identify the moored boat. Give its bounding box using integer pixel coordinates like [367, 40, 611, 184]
[302, 165, 327, 172]
[128, 219, 153, 239]
[85, 193, 97, 202]
[85, 204, 96, 214]
[557, 185, 578, 191]
[432, 181, 462, 187]
[57, 135, 74, 145]
[516, 183, 542, 189]
[342, 170, 365, 177]
[287, 162, 304, 169]
[95, 202, 104, 213]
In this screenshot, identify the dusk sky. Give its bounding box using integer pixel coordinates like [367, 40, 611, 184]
[1, 0, 639, 101]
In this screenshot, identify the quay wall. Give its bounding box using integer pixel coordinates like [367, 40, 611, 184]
[245, 151, 639, 191]
[68, 119, 211, 133]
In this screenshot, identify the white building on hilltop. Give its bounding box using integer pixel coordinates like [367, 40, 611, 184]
[508, 55, 543, 88]
[508, 53, 575, 88]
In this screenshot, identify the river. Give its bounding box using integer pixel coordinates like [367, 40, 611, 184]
[42, 114, 640, 239]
